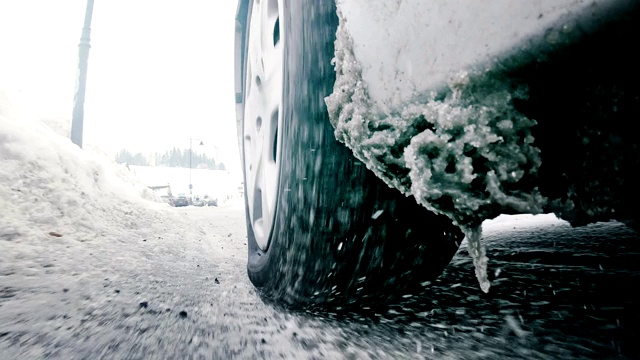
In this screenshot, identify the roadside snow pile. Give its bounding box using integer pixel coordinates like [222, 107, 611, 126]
[0, 113, 168, 243]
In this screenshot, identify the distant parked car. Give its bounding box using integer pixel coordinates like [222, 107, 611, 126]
[204, 194, 218, 207]
[193, 196, 207, 207]
[174, 194, 189, 207]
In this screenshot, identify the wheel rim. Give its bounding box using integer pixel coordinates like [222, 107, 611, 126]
[243, 0, 283, 251]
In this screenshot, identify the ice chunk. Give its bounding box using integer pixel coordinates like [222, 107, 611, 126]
[504, 315, 529, 337]
[464, 226, 491, 293]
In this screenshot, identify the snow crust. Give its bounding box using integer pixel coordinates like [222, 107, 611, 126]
[325, 7, 555, 291]
[325, 7, 546, 230]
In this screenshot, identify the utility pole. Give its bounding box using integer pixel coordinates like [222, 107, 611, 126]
[189, 137, 193, 198]
[189, 138, 204, 201]
[71, 0, 95, 148]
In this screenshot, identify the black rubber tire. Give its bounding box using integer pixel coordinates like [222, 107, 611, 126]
[241, 0, 463, 309]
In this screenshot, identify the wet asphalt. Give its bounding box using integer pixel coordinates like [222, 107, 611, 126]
[1, 199, 639, 359]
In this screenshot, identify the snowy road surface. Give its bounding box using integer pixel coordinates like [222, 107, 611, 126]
[1, 199, 639, 359]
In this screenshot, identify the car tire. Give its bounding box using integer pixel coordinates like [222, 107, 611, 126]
[240, 0, 463, 308]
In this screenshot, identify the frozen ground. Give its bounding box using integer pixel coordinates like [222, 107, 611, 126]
[1, 105, 639, 359]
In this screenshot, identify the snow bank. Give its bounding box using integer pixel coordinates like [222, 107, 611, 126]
[0, 111, 168, 243]
[325, 7, 546, 230]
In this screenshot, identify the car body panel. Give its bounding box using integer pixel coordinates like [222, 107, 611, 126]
[337, 0, 635, 114]
[174, 195, 189, 207]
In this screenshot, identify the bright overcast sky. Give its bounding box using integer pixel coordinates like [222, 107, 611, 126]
[0, 0, 239, 171]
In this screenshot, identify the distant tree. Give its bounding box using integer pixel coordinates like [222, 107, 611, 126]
[217, 163, 226, 171]
[115, 149, 148, 166]
[168, 147, 182, 167]
[154, 147, 220, 170]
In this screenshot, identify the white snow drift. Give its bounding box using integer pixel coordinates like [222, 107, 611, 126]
[0, 106, 175, 244]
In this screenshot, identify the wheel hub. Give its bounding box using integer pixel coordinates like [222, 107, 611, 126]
[243, 0, 283, 251]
